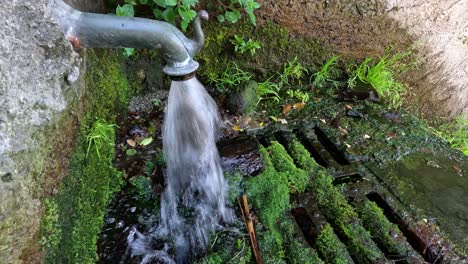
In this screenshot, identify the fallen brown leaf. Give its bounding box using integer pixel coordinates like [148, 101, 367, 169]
[283, 104, 292, 115]
[293, 102, 306, 110]
[127, 139, 136, 147]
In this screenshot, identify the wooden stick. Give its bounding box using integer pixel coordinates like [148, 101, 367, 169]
[241, 194, 263, 264]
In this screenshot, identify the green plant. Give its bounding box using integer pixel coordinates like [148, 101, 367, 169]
[348, 50, 417, 108]
[116, 3, 136, 56]
[256, 58, 308, 105]
[286, 89, 310, 103]
[230, 35, 261, 56]
[433, 116, 468, 155]
[256, 79, 280, 104]
[312, 55, 339, 88]
[86, 119, 116, 159]
[216, 0, 261, 25]
[212, 62, 252, 92]
[278, 57, 308, 87]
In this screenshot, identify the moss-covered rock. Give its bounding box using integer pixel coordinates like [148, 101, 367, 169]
[40, 49, 136, 263]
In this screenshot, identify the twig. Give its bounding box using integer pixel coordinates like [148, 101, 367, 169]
[241, 194, 263, 264]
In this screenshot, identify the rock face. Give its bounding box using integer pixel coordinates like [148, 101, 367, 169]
[0, 0, 83, 262]
[257, 0, 468, 119]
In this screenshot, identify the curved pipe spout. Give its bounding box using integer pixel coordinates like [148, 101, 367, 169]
[50, 0, 208, 76]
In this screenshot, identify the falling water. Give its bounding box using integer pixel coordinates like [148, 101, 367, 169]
[128, 77, 233, 263]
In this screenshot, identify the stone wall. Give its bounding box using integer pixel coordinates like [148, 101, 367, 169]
[257, 0, 468, 119]
[0, 1, 88, 263]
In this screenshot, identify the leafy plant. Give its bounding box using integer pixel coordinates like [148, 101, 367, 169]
[86, 119, 116, 159]
[347, 50, 418, 108]
[286, 89, 310, 103]
[256, 79, 280, 104]
[116, 3, 136, 56]
[216, 0, 261, 25]
[433, 116, 468, 155]
[312, 55, 339, 88]
[230, 35, 261, 56]
[256, 58, 308, 105]
[278, 57, 308, 87]
[212, 62, 252, 92]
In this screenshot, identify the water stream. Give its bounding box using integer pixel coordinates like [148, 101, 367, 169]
[127, 78, 233, 263]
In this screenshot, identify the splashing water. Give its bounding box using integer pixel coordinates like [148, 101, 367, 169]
[128, 77, 233, 263]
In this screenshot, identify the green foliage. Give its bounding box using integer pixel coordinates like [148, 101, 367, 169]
[358, 200, 408, 255]
[114, 0, 260, 32]
[433, 116, 468, 155]
[230, 35, 261, 56]
[216, 0, 261, 26]
[312, 55, 339, 88]
[316, 224, 352, 264]
[116, 4, 135, 56]
[256, 79, 280, 104]
[86, 119, 116, 159]
[212, 62, 252, 92]
[278, 57, 308, 87]
[348, 50, 417, 108]
[256, 58, 308, 105]
[286, 89, 310, 103]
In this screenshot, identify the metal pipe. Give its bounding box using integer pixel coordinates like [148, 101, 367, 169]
[50, 0, 208, 76]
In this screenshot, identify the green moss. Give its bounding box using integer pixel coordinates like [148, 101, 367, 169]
[197, 20, 328, 91]
[245, 146, 290, 229]
[40, 49, 135, 263]
[279, 217, 324, 264]
[39, 199, 61, 254]
[288, 140, 384, 263]
[357, 201, 410, 255]
[268, 141, 310, 192]
[257, 226, 287, 264]
[316, 224, 353, 264]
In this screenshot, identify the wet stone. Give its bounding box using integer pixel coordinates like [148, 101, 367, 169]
[218, 134, 263, 176]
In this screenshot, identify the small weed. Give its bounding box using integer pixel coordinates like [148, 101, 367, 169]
[256, 79, 280, 104]
[432, 116, 468, 155]
[312, 55, 340, 88]
[286, 89, 310, 103]
[278, 57, 308, 87]
[348, 50, 418, 108]
[86, 119, 116, 159]
[230, 35, 261, 56]
[216, 0, 261, 26]
[212, 62, 252, 93]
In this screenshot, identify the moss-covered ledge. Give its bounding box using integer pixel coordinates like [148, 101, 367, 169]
[40, 49, 137, 263]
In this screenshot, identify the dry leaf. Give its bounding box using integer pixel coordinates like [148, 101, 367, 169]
[279, 118, 288, 124]
[345, 104, 353, 110]
[127, 139, 136, 147]
[293, 102, 306, 110]
[283, 104, 292, 115]
[319, 119, 327, 124]
[313, 97, 322, 102]
[338, 126, 349, 136]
